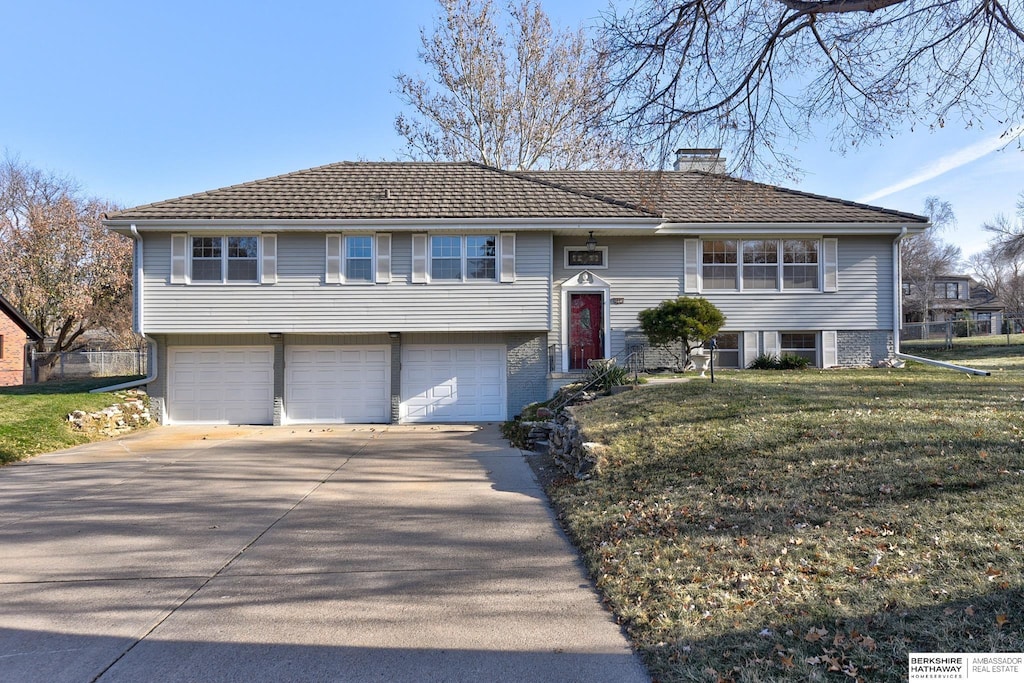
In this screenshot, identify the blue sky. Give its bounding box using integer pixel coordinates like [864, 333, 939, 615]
[3, 0, 1022, 260]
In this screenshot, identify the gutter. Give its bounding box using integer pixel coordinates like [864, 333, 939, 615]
[890, 225, 990, 376]
[91, 224, 159, 393]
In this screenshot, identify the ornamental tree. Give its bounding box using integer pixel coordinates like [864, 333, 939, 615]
[638, 296, 726, 366]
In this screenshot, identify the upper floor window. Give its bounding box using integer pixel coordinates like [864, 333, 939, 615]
[783, 240, 819, 289]
[702, 240, 738, 289]
[431, 235, 496, 281]
[934, 282, 961, 299]
[742, 240, 778, 290]
[191, 236, 258, 283]
[346, 236, 373, 283]
[702, 239, 820, 291]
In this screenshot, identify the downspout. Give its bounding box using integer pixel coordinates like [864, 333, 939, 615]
[891, 225, 990, 376]
[91, 223, 160, 392]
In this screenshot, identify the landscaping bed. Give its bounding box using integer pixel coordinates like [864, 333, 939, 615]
[540, 359, 1024, 681]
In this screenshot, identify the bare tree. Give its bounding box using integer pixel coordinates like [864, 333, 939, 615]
[602, 0, 1024, 177]
[902, 196, 962, 323]
[970, 242, 1024, 322]
[0, 154, 133, 359]
[974, 192, 1024, 322]
[983, 190, 1024, 258]
[394, 0, 641, 170]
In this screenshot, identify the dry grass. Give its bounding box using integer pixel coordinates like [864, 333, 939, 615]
[548, 356, 1024, 682]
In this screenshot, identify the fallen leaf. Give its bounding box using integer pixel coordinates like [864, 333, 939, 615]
[966, 606, 976, 616]
[996, 614, 1009, 627]
[778, 653, 794, 668]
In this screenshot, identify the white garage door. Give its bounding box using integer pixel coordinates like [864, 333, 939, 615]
[285, 346, 391, 423]
[168, 347, 274, 424]
[400, 345, 507, 422]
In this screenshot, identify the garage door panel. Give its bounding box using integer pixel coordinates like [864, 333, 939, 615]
[169, 346, 274, 425]
[400, 344, 506, 422]
[285, 345, 390, 424]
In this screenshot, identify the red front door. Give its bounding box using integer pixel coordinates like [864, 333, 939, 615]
[569, 293, 604, 370]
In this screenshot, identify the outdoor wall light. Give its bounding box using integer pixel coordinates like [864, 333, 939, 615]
[585, 231, 598, 251]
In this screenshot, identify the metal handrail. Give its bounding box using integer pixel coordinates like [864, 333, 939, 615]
[547, 347, 643, 413]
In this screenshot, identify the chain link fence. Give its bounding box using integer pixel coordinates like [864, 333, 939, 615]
[900, 315, 1024, 349]
[30, 348, 148, 382]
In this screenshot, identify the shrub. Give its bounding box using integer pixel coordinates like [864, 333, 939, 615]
[748, 353, 811, 370]
[748, 353, 779, 369]
[585, 359, 633, 392]
[777, 353, 811, 370]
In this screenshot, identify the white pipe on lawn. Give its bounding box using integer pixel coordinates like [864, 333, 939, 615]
[891, 225, 990, 376]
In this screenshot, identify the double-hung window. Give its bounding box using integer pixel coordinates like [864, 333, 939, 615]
[702, 240, 738, 289]
[346, 236, 373, 283]
[191, 236, 259, 283]
[933, 282, 960, 299]
[430, 235, 496, 281]
[783, 240, 819, 289]
[742, 240, 779, 290]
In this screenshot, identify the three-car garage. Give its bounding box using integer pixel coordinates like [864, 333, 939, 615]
[164, 342, 509, 425]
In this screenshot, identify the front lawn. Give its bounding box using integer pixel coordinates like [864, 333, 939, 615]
[0, 377, 143, 464]
[549, 359, 1024, 681]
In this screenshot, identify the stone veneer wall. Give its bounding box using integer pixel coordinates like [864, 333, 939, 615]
[506, 332, 548, 419]
[837, 330, 893, 367]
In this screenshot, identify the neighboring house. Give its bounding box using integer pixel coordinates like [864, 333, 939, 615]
[903, 275, 1005, 334]
[0, 294, 42, 387]
[102, 154, 929, 426]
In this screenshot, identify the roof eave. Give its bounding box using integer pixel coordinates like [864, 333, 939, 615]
[656, 221, 930, 235]
[103, 216, 664, 233]
[0, 294, 43, 341]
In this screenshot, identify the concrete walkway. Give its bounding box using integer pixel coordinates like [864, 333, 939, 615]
[0, 425, 648, 682]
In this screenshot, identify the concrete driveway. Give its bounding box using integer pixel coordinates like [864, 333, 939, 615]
[0, 425, 648, 683]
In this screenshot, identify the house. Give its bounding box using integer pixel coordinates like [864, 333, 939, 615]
[0, 294, 42, 387]
[903, 275, 1005, 335]
[102, 153, 929, 426]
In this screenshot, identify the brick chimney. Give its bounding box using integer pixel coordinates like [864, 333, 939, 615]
[673, 148, 726, 173]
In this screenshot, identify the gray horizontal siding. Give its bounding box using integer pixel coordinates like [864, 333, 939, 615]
[706, 236, 892, 330]
[551, 235, 894, 361]
[143, 231, 551, 332]
[552, 236, 685, 357]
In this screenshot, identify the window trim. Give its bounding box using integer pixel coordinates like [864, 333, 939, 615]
[344, 234, 375, 285]
[175, 234, 272, 285]
[428, 234, 499, 283]
[700, 238, 823, 292]
[564, 246, 609, 270]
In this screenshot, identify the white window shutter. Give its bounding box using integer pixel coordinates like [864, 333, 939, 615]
[764, 331, 780, 359]
[325, 234, 342, 284]
[742, 331, 759, 368]
[822, 330, 838, 367]
[823, 238, 838, 292]
[500, 233, 516, 283]
[684, 238, 700, 293]
[260, 234, 277, 284]
[376, 233, 392, 284]
[411, 233, 428, 283]
[170, 233, 188, 284]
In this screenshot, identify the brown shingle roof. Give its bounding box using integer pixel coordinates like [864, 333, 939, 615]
[106, 161, 927, 224]
[106, 162, 654, 221]
[519, 170, 927, 224]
